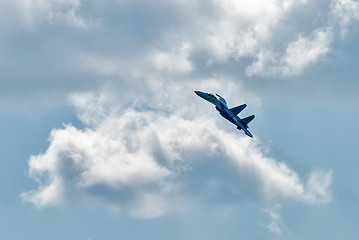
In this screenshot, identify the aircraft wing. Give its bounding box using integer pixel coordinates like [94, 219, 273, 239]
[244, 128, 253, 138]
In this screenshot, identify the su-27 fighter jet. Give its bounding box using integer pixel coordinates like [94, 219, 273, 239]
[194, 91, 255, 138]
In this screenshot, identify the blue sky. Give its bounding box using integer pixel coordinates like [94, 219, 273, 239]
[1, 0, 358, 239]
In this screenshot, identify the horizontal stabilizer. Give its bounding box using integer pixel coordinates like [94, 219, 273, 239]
[241, 115, 255, 126]
[229, 104, 246, 115]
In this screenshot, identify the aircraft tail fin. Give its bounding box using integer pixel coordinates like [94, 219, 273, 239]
[241, 115, 255, 126]
[229, 104, 246, 115]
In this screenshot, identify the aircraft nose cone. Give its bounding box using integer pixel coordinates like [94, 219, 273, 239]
[194, 90, 211, 101]
[194, 90, 204, 97]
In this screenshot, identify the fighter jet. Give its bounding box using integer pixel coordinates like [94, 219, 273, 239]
[194, 91, 255, 138]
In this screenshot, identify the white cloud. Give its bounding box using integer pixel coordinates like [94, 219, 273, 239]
[3, 0, 356, 116]
[261, 204, 288, 235]
[282, 29, 332, 76]
[72, 0, 335, 78]
[14, 0, 91, 28]
[72, 0, 317, 78]
[200, 0, 308, 61]
[305, 170, 333, 203]
[78, 41, 194, 78]
[22, 93, 332, 218]
[246, 29, 332, 76]
[1, 0, 357, 91]
[331, 0, 359, 36]
[245, 49, 278, 76]
[153, 42, 194, 74]
[186, 0, 359, 77]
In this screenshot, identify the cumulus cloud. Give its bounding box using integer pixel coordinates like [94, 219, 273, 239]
[153, 42, 194, 75]
[34, 0, 333, 82]
[246, 28, 332, 76]
[7, 1, 337, 217]
[282, 29, 332, 76]
[69, 0, 346, 79]
[22, 93, 332, 218]
[3, 0, 359, 115]
[181, 0, 311, 71]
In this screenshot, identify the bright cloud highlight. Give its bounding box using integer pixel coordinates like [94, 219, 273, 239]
[22, 94, 332, 218]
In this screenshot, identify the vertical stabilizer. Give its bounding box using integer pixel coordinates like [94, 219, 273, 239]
[229, 104, 247, 115]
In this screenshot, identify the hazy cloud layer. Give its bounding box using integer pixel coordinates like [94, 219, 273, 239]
[1, 0, 358, 86]
[1, 0, 359, 115]
[261, 204, 288, 235]
[22, 94, 332, 218]
[331, 0, 359, 36]
[13, 0, 90, 28]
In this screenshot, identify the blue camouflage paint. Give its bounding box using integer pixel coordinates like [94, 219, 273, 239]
[194, 91, 255, 138]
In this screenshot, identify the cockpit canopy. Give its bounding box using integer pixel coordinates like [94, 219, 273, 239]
[216, 94, 227, 106]
[205, 92, 227, 106]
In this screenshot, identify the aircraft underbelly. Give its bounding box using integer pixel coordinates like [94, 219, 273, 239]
[218, 109, 237, 126]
